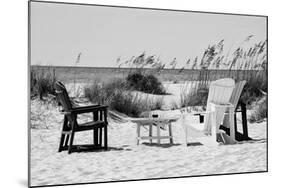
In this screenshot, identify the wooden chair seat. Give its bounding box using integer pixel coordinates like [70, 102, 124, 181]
[77, 121, 105, 129]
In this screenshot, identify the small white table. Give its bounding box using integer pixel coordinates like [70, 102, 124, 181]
[131, 118, 179, 145]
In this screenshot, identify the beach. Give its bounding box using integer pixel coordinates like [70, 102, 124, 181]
[30, 83, 267, 186]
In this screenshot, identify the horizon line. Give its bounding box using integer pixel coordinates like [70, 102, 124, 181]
[30, 65, 265, 71]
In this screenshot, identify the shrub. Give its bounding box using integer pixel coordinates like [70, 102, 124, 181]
[110, 92, 148, 117]
[110, 92, 164, 117]
[241, 72, 267, 105]
[84, 80, 104, 104]
[84, 78, 127, 104]
[84, 78, 164, 117]
[179, 83, 208, 108]
[126, 72, 166, 94]
[31, 67, 57, 100]
[150, 96, 164, 110]
[126, 71, 145, 89]
[249, 96, 267, 123]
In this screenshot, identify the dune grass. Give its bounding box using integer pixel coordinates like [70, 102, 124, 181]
[249, 96, 267, 123]
[84, 78, 164, 117]
[31, 37, 267, 122]
[31, 66, 57, 100]
[126, 72, 166, 95]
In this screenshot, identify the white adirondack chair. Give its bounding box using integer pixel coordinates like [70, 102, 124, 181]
[182, 78, 236, 146]
[222, 80, 247, 129]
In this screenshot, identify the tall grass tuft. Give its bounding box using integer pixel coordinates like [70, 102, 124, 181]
[73, 52, 82, 97]
[126, 72, 166, 94]
[179, 82, 208, 108]
[249, 96, 267, 123]
[182, 38, 267, 109]
[31, 66, 57, 100]
[118, 52, 167, 95]
[110, 92, 149, 117]
[84, 78, 164, 117]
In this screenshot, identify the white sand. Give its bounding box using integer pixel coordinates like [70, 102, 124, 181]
[30, 83, 267, 186]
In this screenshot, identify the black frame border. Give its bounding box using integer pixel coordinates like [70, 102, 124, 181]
[28, 0, 268, 187]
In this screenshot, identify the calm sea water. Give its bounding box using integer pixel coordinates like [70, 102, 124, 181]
[31, 65, 266, 84]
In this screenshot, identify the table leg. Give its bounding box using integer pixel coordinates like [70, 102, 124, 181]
[136, 124, 140, 145]
[157, 123, 161, 145]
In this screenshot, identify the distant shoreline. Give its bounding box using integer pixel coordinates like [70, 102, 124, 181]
[30, 64, 266, 83]
[30, 65, 264, 71]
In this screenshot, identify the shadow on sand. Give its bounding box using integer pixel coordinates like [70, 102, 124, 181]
[185, 138, 267, 147]
[186, 142, 204, 146]
[68, 145, 132, 153]
[142, 142, 181, 148]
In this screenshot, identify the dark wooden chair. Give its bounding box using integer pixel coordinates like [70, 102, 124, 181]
[55, 81, 108, 154]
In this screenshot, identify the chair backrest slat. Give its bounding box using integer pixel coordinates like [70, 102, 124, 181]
[206, 78, 235, 111]
[229, 80, 246, 109]
[204, 78, 235, 133]
[55, 82, 73, 111]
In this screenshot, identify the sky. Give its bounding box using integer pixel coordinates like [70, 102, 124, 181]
[30, 1, 267, 68]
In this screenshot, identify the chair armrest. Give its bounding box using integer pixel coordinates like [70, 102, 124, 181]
[209, 102, 235, 116]
[209, 102, 234, 108]
[70, 105, 108, 114]
[193, 112, 207, 116]
[73, 104, 101, 109]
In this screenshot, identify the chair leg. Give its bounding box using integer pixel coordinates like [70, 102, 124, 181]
[68, 131, 75, 154]
[168, 123, 173, 144]
[58, 134, 65, 152]
[229, 107, 235, 141]
[58, 116, 68, 152]
[64, 135, 69, 147]
[234, 113, 237, 138]
[199, 115, 204, 123]
[211, 111, 217, 144]
[136, 124, 140, 145]
[149, 125, 152, 144]
[93, 129, 95, 145]
[104, 124, 108, 150]
[93, 128, 98, 146]
[241, 102, 248, 139]
[99, 127, 103, 147]
[93, 112, 99, 146]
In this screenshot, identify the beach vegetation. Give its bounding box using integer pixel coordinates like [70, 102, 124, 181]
[30, 66, 57, 100]
[84, 78, 163, 117]
[126, 72, 166, 95]
[179, 38, 267, 110]
[249, 96, 267, 123]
